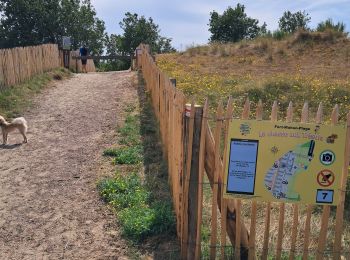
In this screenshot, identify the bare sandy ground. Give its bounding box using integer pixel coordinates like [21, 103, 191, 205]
[0, 71, 137, 259]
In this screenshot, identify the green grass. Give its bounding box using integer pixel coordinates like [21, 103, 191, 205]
[98, 166, 175, 243]
[103, 107, 143, 164]
[0, 67, 71, 118]
[98, 99, 177, 245]
[97, 172, 150, 209]
[117, 114, 141, 146]
[104, 146, 143, 164]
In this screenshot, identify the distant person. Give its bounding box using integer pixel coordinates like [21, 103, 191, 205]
[79, 45, 88, 73]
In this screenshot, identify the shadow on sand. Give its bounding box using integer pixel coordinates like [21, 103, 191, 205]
[0, 143, 22, 149]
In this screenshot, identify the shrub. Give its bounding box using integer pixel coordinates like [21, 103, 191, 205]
[272, 30, 289, 40]
[291, 30, 346, 45]
[150, 201, 176, 234]
[96, 60, 131, 72]
[112, 146, 143, 164]
[118, 205, 156, 241]
[97, 173, 148, 208]
[103, 148, 119, 157]
[254, 38, 272, 54]
[118, 202, 176, 241]
[317, 18, 347, 34]
[98, 172, 176, 242]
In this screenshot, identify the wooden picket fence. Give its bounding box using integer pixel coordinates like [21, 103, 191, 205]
[0, 44, 60, 88]
[137, 44, 350, 259]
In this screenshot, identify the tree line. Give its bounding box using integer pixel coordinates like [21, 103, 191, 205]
[209, 4, 347, 43]
[0, 0, 174, 56]
[0, 1, 347, 58]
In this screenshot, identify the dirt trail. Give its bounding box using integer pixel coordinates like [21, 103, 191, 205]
[0, 71, 137, 259]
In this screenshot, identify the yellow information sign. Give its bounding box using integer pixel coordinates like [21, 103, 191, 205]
[223, 119, 346, 205]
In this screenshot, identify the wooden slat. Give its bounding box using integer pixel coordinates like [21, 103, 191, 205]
[242, 98, 250, 119]
[261, 201, 271, 260]
[248, 201, 257, 260]
[220, 97, 234, 260]
[248, 99, 262, 260]
[176, 91, 186, 238]
[288, 101, 298, 260]
[316, 102, 323, 124]
[276, 203, 285, 260]
[262, 101, 278, 260]
[181, 101, 196, 259]
[271, 101, 278, 121]
[276, 102, 296, 260]
[301, 102, 312, 260]
[333, 111, 350, 259]
[210, 101, 224, 260]
[169, 81, 182, 237]
[235, 98, 250, 260]
[286, 101, 293, 123]
[187, 104, 205, 259]
[316, 105, 339, 260]
[195, 99, 209, 260]
[316, 207, 331, 260]
[301, 102, 309, 123]
[289, 204, 299, 260]
[235, 201, 242, 260]
[256, 99, 263, 121]
[302, 206, 313, 260]
[276, 101, 288, 260]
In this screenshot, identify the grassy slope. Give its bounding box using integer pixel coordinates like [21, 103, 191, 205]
[0, 68, 71, 118]
[157, 31, 350, 121]
[157, 31, 350, 257]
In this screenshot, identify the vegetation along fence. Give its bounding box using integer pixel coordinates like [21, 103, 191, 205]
[137, 44, 350, 259]
[0, 44, 60, 88]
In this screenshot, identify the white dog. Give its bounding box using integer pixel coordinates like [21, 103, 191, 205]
[0, 115, 28, 145]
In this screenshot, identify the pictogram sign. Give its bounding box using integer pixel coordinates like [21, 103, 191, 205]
[317, 169, 335, 187]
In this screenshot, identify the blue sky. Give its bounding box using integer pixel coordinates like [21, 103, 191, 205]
[90, 0, 350, 50]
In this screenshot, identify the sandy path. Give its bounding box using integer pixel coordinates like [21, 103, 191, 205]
[0, 71, 137, 259]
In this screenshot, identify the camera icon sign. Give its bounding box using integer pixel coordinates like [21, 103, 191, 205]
[319, 150, 335, 166]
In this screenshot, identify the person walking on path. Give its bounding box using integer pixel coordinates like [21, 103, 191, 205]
[79, 45, 88, 73]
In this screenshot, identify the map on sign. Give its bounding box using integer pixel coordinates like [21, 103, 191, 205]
[264, 140, 315, 201]
[223, 119, 347, 205]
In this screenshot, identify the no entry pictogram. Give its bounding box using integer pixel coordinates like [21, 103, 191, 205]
[317, 169, 335, 187]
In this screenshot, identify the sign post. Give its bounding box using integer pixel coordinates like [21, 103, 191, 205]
[62, 36, 71, 69]
[223, 119, 347, 206]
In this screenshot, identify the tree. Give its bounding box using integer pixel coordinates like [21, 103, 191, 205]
[208, 4, 266, 43]
[64, 0, 105, 55]
[278, 10, 311, 33]
[0, 0, 105, 54]
[316, 18, 347, 33]
[114, 12, 175, 55]
[105, 34, 123, 56]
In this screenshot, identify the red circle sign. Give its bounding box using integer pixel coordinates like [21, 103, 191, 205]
[317, 170, 335, 187]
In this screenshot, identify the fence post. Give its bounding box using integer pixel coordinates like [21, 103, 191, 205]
[182, 103, 204, 259]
